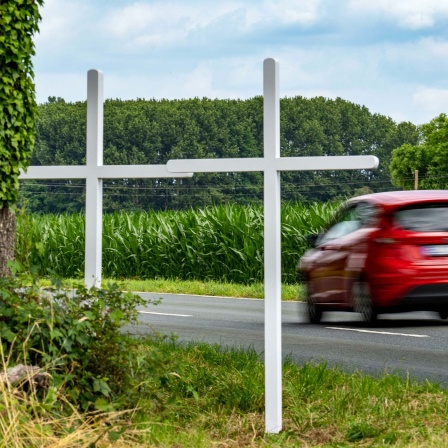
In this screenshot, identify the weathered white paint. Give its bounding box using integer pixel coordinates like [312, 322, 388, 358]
[20, 69, 192, 287]
[167, 58, 379, 433]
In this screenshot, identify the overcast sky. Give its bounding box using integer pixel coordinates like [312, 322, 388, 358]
[34, 0, 448, 125]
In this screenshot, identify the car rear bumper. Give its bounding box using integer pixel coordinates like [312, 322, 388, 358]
[369, 253, 448, 299]
[397, 283, 448, 310]
[371, 275, 448, 312]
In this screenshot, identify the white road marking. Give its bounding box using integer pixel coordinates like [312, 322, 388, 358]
[139, 311, 192, 317]
[326, 327, 429, 338]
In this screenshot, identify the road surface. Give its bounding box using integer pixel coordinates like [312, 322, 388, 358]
[128, 293, 448, 385]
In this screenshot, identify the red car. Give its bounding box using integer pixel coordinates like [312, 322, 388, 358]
[299, 190, 448, 323]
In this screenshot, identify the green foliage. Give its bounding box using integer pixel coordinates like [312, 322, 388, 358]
[125, 336, 448, 447]
[20, 96, 420, 213]
[0, 0, 43, 207]
[390, 113, 448, 190]
[0, 262, 147, 410]
[390, 143, 430, 189]
[135, 340, 265, 423]
[3, 323, 448, 446]
[15, 202, 340, 284]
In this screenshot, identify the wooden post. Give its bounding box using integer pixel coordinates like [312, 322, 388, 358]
[415, 170, 419, 190]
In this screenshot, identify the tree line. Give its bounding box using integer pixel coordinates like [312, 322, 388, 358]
[390, 113, 448, 190]
[20, 95, 421, 214]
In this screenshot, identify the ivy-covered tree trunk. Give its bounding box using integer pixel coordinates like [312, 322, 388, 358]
[0, 204, 15, 276]
[0, 0, 43, 276]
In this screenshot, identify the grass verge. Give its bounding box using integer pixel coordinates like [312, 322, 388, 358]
[124, 335, 448, 447]
[5, 333, 448, 447]
[39, 277, 305, 301]
[12, 277, 447, 446]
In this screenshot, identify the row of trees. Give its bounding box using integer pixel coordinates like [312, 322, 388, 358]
[390, 113, 448, 190]
[20, 95, 421, 213]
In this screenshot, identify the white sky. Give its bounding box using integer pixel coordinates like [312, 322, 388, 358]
[34, 0, 448, 125]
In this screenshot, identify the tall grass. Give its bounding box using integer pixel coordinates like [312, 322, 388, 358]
[16, 202, 339, 284]
[0, 382, 147, 448]
[4, 333, 448, 446]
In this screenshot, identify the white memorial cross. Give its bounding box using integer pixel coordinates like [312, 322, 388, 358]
[168, 58, 379, 433]
[20, 69, 192, 287]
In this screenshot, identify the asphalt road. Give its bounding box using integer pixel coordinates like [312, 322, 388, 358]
[128, 292, 448, 385]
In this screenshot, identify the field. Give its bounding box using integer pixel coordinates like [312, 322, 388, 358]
[16, 201, 339, 284]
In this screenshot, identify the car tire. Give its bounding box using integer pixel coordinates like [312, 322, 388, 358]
[352, 278, 377, 324]
[306, 281, 322, 324]
[439, 309, 448, 320]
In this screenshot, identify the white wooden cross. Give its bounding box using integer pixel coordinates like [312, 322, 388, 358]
[167, 58, 379, 433]
[20, 69, 192, 287]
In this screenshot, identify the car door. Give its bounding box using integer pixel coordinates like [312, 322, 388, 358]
[310, 202, 376, 305]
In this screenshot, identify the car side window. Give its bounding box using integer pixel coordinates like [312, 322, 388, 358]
[318, 220, 360, 244]
[317, 202, 377, 246]
[356, 202, 378, 227]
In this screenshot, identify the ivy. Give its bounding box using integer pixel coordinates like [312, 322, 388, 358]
[0, 0, 43, 206]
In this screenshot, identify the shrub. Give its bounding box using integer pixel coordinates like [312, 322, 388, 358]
[0, 261, 147, 411]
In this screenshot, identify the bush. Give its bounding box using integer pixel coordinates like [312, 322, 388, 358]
[0, 261, 148, 411]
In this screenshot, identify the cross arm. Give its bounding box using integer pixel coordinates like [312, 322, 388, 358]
[20, 165, 193, 180]
[167, 158, 265, 173]
[20, 166, 88, 179]
[96, 165, 193, 179]
[167, 155, 379, 174]
[275, 155, 379, 171]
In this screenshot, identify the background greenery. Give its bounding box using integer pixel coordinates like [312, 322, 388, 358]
[16, 202, 338, 284]
[19, 96, 420, 213]
[390, 113, 448, 190]
[0, 0, 42, 206]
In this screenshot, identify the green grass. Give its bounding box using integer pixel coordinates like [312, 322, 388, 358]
[124, 336, 448, 447]
[39, 277, 306, 301]
[88, 335, 448, 446]
[4, 276, 448, 447]
[6, 333, 448, 447]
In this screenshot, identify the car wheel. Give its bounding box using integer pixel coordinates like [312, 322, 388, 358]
[439, 309, 448, 320]
[306, 281, 322, 324]
[352, 278, 377, 324]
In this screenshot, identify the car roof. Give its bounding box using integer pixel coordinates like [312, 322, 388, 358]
[347, 190, 448, 211]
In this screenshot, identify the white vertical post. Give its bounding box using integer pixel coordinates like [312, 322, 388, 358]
[166, 62, 379, 433]
[21, 68, 192, 289]
[263, 58, 282, 433]
[85, 69, 104, 287]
